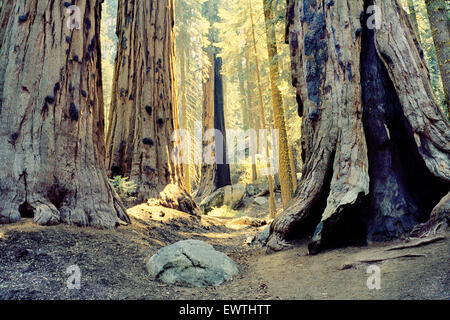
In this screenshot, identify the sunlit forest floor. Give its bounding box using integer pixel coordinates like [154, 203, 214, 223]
[0, 197, 448, 300]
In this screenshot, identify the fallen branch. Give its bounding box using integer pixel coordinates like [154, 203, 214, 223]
[340, 254, 426, 270]
[385, 236, 446, 252]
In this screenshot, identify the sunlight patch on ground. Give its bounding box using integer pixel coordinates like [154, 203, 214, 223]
[127, 203, 197, 224]
[208, 205, 245, 218]
[178, 231, 233, 240]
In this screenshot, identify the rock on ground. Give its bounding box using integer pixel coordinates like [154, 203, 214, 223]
[199, 184, 246, 214]
[148, 184, 201, 216]
[256, 225, 271, 245]
[146, 239, 239, 287]
[254, 197, 268, 206]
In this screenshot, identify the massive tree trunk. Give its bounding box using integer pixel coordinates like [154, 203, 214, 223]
[0, 0, 130, 227]
[425, 0, 450, 111]
[263, 0, 294, 209]
[106, 0, 184, 203]
[267, 0, 450, 254]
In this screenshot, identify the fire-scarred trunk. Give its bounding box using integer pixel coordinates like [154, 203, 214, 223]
[267, 0, 450, 254]
[106, 0, 185, 203]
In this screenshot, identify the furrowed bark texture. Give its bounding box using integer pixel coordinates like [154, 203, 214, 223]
[0, 0, 130, 228]
[267, 0, 450, 254]
[106, 0, 184, 203]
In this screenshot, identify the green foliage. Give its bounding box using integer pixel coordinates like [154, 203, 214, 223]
[404, 0, 448, 117]
[110, 176, 138, 201]
[175, 0, 212, 187]
[215, 0, 300, 181]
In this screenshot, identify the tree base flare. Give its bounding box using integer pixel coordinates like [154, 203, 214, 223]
[266, 0, 450, 254]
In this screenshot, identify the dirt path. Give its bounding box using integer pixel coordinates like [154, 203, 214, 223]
[0, 204, 448, 300]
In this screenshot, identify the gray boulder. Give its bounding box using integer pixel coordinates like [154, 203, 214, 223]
[254, 197, 268, 206]
[256, 225, 271, 245]
[146, 239, 239, 287]
[199, 184, 246, 214]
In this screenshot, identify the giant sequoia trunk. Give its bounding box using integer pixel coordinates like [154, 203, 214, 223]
[267, 0, 450, 254]
[0, 0, 130, 227]
[106, 0, 184, 203]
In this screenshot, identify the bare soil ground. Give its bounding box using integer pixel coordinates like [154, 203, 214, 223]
[0, 198, 448, 300]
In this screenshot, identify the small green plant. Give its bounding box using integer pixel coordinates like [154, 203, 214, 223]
[110, 176, 138, 202]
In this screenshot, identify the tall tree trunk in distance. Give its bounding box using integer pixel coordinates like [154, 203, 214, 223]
[245, 47, 258, 183]
[249, 0, 277, 218]
[179, 37, 191, 193]
[263, 0, 294, 209]
[213, 55, 232, 189]
[196, 53, 216, 199]
[267, 0, 450, 254]
[237, 57, 249, 131]
[277, 26, 299, 190]
[288, 145, 298, 190]
[0, 0, 130, 227]
[106, 0, 184, 204]
[425, 0, 450, 111]
[196, 0, 231, 199]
